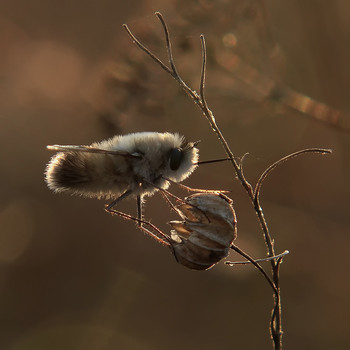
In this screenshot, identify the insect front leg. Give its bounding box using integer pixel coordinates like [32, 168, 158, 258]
[162, 176, 229, 194]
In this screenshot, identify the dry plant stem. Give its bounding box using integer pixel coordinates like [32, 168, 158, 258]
[271, 256, 284, 347]
[123, 13, 280, 349]
[123, 13, 332, 350]
[252, 147, 331, 348]
[230, 244, 282, 342]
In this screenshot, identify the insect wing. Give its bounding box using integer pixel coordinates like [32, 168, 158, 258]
[47, 145, 140, 158]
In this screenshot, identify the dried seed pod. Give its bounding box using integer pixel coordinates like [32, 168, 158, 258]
[169, 193, 237, 270]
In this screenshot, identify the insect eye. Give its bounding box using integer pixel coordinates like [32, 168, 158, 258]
[169, 148, 184, 171]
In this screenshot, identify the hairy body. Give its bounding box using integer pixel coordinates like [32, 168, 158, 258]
[46, 132, 199, 200]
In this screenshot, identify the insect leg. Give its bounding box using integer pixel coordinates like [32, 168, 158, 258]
[141, 179, 211, 222]
[107, 208, 172, 247]
[105, 189, 133, 211]
[137, 195, 143, 220]
[162, 176, 230, 194]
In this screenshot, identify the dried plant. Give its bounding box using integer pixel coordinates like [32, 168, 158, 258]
[121, 12, 332, 350]
[168, 192, 237, 270]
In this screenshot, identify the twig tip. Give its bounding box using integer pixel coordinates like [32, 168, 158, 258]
[155, 11, 163, 20]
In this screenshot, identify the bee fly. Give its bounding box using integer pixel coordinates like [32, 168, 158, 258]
[45, 132, 201, 218]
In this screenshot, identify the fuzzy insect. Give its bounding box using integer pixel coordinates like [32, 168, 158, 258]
[168, 193, 237, 270]
[45, 132, 199, 215]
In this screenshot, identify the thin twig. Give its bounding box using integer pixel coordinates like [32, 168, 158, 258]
[253, 147, 332, 263]
[155, 12, 180, 78]
[254, 148, 332, 202]
[199, 35, 210, 115]
[230, 245, 278, 295]
[226, 250, 289, 265]
[123, 23, 172, 75]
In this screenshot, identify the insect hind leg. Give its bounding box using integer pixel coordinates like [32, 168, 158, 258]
[106, 207, 172, 247]
[105, 191, 146, 229]
[105, 189, 133, 211]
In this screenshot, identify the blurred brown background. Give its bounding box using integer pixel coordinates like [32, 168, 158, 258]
[0, 0, 349, 349]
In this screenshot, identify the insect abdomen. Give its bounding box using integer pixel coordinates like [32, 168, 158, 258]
[46, 152, 92, 190]
[45, 152, 128, 198]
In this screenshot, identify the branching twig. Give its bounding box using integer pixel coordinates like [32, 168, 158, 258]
[123, 13, 332, 350]
[123, 13, 253, 199]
